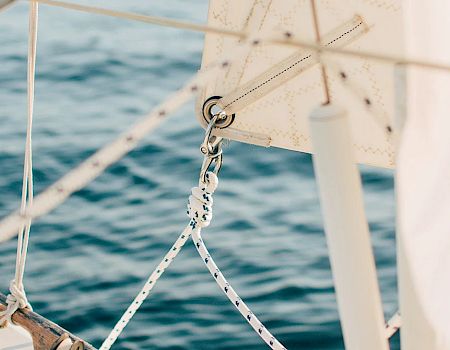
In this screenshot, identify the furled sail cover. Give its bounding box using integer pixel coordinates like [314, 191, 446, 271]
[397, 1, 450, 348]
[197, 0, 404, 168]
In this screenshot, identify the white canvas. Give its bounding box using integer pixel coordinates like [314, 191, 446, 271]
[197, 0, 404, 168]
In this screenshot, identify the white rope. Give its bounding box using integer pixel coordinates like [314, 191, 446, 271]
[0, 2, 445, 244]
[190, 177, 286, 349]
[32, 0, 243, 39]
[385, 311, 401, 338]
[0, 28, 267, 244]
[0, 3, 401, 344]
[100, 172, 286, 349]
[25, 0, 450, 73]
[98, 174, 217, 350]
[0, 1, 38, 327]
[0, 78, 202, 244]
[99, 227, 191, 350]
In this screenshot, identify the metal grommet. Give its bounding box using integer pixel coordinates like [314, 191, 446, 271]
[201, 96, 235, 129]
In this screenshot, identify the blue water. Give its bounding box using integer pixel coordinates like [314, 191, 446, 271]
[0, 1, 399, 349]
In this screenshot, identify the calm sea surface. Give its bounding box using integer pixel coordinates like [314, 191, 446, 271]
[0, 1, 398, 349]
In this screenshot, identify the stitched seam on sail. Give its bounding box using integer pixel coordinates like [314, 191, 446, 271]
[222, 21, 363, 110]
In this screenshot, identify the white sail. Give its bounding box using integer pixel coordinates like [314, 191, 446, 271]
[198, 0, 404, 168]
[397, 1, 450, 348]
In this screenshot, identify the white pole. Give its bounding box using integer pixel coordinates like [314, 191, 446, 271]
[309, 104, 389, 350]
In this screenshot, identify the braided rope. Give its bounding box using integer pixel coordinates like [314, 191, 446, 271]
[0, 1, 38, 327]
[192, 235, 285, 349]
[99, 174, 217, 350]
[100, 172, 286, 349]
[192, 229, 286, 349]
[98, 226, 191, 350]
[0, 2, 402, 341]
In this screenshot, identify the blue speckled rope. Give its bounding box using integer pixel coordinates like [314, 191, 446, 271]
[100, 171, 286, 350]
[189, 172, 286, 349]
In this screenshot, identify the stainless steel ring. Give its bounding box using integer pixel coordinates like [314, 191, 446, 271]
[201, 96, 235, 129]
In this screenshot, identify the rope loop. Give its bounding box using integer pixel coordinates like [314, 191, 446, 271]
[0, 280, 32, 326]
[187, 171, 218, 228]
[8, 280, 31, 310]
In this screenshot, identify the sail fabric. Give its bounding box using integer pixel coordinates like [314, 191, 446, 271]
[198, 0, 404, 168]
[397, 1, 450, 348]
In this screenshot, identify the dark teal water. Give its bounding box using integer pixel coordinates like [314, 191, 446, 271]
[0, 1, 399, 349]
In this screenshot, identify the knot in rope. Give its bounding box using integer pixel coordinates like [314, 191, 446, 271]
[187, 171, 218, 228]
[8, 280, 31, 310]
[0, 280, 32, 326]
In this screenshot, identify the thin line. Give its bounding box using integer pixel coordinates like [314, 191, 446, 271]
[325, 22, 363, 46]
[32, 0, 245, 38]
[26, 0, 450, 73]
[223, 54, 312, 109]
[22, 0, 450, 72]
[310, 0, 330, 104]
[222, 21, 363, 109]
